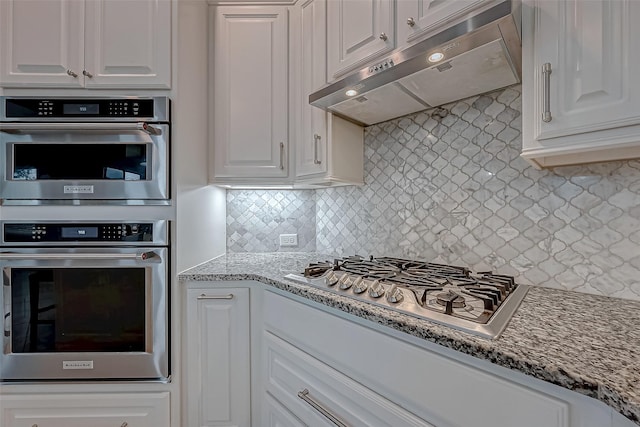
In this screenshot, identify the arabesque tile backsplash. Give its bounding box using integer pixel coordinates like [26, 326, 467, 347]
[227, 84, 640, 300]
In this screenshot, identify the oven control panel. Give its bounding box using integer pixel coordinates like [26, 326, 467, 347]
[2, 97, 161, 119]
[2, 222, 154, 243]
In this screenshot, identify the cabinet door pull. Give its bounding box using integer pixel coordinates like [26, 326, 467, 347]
[407, 17, 416, 27]
[197, 294, 234, 300]
[542, 62, 552, 122]
[83, 70, 94, 78]
[313, 134, 322, 165]
[66, 69, 78, 78]
[279, 142, 285, 170]
[379, 32, 388, 41]
[121, 423, 128, 427]
[297, 389, 349, 427]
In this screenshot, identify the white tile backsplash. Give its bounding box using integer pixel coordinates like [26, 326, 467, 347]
[228, 84, 640, 300]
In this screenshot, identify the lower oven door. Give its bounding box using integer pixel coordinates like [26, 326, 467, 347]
[0, 247, 168, 381]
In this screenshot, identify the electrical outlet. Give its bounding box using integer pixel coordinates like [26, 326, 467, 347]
[279, 233, 298, 247]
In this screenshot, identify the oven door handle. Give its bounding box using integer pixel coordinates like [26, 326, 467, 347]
[0, 251, 159, 261]
[0, 122, 162, 136]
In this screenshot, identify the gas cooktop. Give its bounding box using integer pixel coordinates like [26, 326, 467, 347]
[285, 255, 530, 339]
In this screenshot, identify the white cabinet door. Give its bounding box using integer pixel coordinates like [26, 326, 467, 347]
[211, 5, 290, 181]
[297, 0, 329, 178]
[521, 0, 640, 168]
[0, 0, 84, 87]
[185, 287, 251, 427]
[0, 0, 171, 88]
[0, 392, 170, 427]
[326, 0, 395, 80]
[396, 0, 493, 48]
[295, 0, 364, 187]
[84, 0, 171, 88]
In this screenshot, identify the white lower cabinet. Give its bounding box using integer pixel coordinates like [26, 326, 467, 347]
[184, 287, 251, 427]
[0, 392, 169, 427]
[263, 330, 434, 427]
[257, 289, 627, 427]
[261, 393, 304, 427]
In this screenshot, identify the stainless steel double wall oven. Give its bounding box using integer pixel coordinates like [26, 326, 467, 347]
[0, 97, 171, 382]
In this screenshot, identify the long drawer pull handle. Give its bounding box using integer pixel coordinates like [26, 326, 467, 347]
[542, 62, 552, 122]
[197, 294, 234, 300]
[298, 389, 348, 427]
[313, 134, 322, 165]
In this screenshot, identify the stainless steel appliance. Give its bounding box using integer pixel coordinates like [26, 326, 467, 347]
[0, 220, 169, 381]
[0, 96, 170, 205]
[286, 255, 529, 339]
[309, 0, 521, 126]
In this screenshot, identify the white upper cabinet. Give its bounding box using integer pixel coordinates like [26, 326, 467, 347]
[0, 0, 171, 89]
[83, 0, 172, 88]
[396, 0, 494, 48]
[326, 0, 395, 80]
[210, 5, 291, 183]
[295, 0, 364, 186]
[521, 0, 640, 168]
[0, 0, 84, 87]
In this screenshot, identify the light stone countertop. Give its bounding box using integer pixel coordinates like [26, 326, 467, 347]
[179, 252, 640, 425]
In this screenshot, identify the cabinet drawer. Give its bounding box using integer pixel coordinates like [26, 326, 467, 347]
[0, 392, 169, 427]
[263, 330, 433, 427]
[263, 291, 570, 427]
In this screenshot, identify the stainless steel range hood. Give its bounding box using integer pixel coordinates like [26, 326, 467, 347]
[309, 0, 522, 126]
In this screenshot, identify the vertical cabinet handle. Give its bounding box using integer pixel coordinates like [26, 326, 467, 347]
[298, 389, 348, 427]
[313, 134, 322, 165]
[542, 62, 552, 123]
[83, 70, 94, 78]
[279, 142, 285, 170]
[66, 69, 78, 78]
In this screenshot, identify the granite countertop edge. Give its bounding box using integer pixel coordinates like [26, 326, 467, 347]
[178, 253, 640, 425]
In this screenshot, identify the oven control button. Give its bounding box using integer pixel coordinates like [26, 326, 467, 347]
[368, 280, 385, 298]
[386, 284, 404, 304]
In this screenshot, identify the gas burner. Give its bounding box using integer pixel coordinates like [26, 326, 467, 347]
[435, 291, 466, 313]
[286, 255, 530, 339]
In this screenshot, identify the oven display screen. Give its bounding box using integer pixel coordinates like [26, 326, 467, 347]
[63, 103, 99, 115]
[61, 227, 99, 239]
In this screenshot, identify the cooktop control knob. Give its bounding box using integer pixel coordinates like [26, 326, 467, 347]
[368, 280, 385, 298]
[324, 272, 339, 287]
[352, 278, 369, 294]
[386, 284, 404, 303]
[338, 275, 354, 290]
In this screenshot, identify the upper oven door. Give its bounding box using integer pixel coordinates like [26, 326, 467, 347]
[0, 122, 169, 204]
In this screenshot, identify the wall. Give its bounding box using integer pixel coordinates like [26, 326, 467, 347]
[228, 84, 640, 301]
